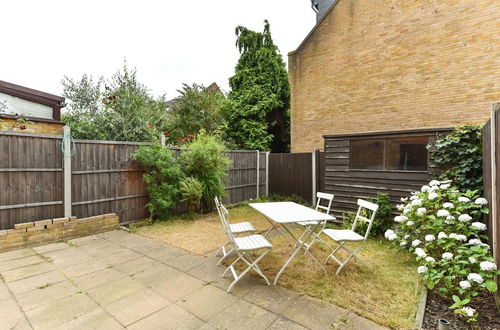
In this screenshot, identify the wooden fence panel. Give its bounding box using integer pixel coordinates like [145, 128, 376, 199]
[269, 153, 313, 203]
[225, 151, 258, 205]
[0, 132, 63, 229]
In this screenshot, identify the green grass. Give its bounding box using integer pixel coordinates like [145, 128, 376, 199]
[136, 205, 421, 329]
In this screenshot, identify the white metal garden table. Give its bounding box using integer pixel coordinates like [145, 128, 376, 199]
[249, 202, 335, 284]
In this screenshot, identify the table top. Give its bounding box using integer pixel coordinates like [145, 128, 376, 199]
[249, 202, 335, 224]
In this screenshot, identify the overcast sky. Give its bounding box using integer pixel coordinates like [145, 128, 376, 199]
[1, 0, 315, 100]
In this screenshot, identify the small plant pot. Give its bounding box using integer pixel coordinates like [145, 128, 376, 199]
[438, 318, 450, 330]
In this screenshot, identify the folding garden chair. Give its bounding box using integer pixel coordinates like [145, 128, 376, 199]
[217, 204, 272, 293]
[214, 197, 256, 265]
[296, 192, 335, 251]
[322, 198, 378, 275]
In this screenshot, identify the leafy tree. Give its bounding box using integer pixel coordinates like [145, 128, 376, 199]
[62, 62, 168, 142]
[165, 83, 226, 144]
[224, 20, 290, 152]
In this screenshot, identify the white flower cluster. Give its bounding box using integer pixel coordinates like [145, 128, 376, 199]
[449, 233, 467, 241]
[458, 214, 472, 222]
[417, 266, 428, 274]
[442, 202, 454, 209]
[458, 196, 470, 203]
[438, 232, 447, 239]
[425, 234, 435, 242]
[384, 229, 397, 241]
[442, 252, 453, 260]
[459, 280, 471, 289]
[394, 215, 408, 223]
[461, 306, 476, 317]
[437, 209, 450, 217]
[414, 248, 427, 258]
[471, 222, 487, 231]
[475, 197, 488, 205]
[416, 208, 426, 216]
[479, 261, 497, 272]
[467, 273, 484, 284]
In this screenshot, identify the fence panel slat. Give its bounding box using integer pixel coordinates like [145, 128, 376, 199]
[268, 153, 313, 203]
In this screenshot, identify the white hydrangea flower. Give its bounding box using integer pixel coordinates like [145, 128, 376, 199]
[442, 252, 453, 260]
[469, 257, 477, 263]
[417, 266, 428, 274]
[437, 209, 450, 217]
[442, 202, 454, 209]
[406, 221, 414, 226]
[438, 232, 447, 239]
[401, 197, 408, 202]
[474, 197, 488, 205]
[400, 241, 407, 246]
[467, 273, 484, 284]
[396, 204, 405, 211]
[428, 192, 438, 200]
[458, 196, 470, 203]
[425, 234, 435, 242]
[384, 229, 397, 241]
[440, 184, 451, 189]
[429, 180, 441, 186]
[458, 214, 472, 222]
[461, 306, 476, 317]
[412, 239, 421, 247]
[416, 208, 426, 216]
[404, 234, 410, 239]
[468, 239, 488, 248]
[410, 195, 419, 200]
[448, 233, 466, 241]
[415, 248, 427, 258]
[411, 199, 423, 207]
[446, 215, 456, 221]
[394, 215, 408, 223]
[471, 222, 487, 231]
[459, 281, 471, 289]
[421, 185, 431, 192]
[403, 208, 411, 215]
[425, 256, 435, 263]
[479, 261, 497, 271]
[449, 233, 458, 239]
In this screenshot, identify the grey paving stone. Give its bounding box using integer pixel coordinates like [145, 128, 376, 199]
[43, 249, 96, 268]
[163, 253, 207, 271]
[151, 272, 205, 302]
[16, 280, 79, 311]
[243, 284, 299, 314]
[0, 281, 12, 300]
[210, 273, 264, 297]
[112, 256, 159, 276]
[87, 276, 145, 305]
[7, 270, 66, 295]
[207, 299, 279, 330]
[0, 255, 45, 272]
[98, 249, 142, 267]
[62, 260, 108, 278]
[25, 293, 98, 330]
[72, 267, 125, 291]
[0, 248, 36, 262]
[53, 308, 124, 330]
[130, 263, 180, 288]
[0, 297, 25, 327]
[67, 234, 103, 246]
[267, 317, 309, 330]
[184, 260, 225, 282]
[97, 230, 130, 241]
[127, 304, 204, 330]
[176, 285, 238, 321]
[1, 262, 55, 282]
[146, 245, 188, 262]
[104, 289, 170, 326]
[124, 239, 167, 255]
[6, 316, 33, 330]
[33, 242, 69, 254]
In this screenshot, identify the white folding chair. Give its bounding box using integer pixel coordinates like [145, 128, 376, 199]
[323, 199, 378, 275]
[214, 197, 256, 265]
[217, 204, 272, 293]
[296, 192, 335, 251]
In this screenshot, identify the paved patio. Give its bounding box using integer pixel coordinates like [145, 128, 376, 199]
[0, 230, 385, 330]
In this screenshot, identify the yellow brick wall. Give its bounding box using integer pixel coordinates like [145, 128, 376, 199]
[0, 118, 64, 135]
[289, 0, 500, 152]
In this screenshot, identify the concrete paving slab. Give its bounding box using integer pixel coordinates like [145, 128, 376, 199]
[98, 249, 142, 267]
[6, 316, 33, 330]
[151, 272, 205, 302]
[62, 260, 108, 278]
[25, 293, 98, 330]
[104, 289, 170, 326]
[1, 262, 55, 282]
[145, 244, 188, 262]
[7, 270, 66, 295]
[0, 255, 45, 272]
[112, 256, 159, 276]
[0, 297, 25, 325]
[127, 304, 204, 330]
[207, 299, 279, 330]
[42, 249, 95, 268]
[185, 260, 225, 282]
[0, 248, 36, 262]
[32, 242, 69, 254]
[163, 253, 207, 271]
[177, 285, 238, 321]
[53, 308, 124, 330]
[67, 234, 103, 246]
[130, 263, 180, 288]
[0, 281, 12, 300]
[71, 267, 125, 291]
[267, 316, 309, 330]
[87, 276, 145, 305]
[16, 280, 79, 311]
[243, 285, 299, 314]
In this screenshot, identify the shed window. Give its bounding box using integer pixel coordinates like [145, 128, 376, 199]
[350, 136, 429, 171]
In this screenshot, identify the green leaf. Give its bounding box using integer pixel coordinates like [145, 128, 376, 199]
[485, 280, 498, 292]
[427, 280, 435, 290]
[452, 295, 460, 303]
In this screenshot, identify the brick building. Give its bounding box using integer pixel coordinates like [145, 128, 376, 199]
[289, 0, 499, 152]
[0, 80, 65, 135]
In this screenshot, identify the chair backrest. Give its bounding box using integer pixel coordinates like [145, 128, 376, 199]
[351, 199, 379, 239]
[219, 205, 236, 244]
[315, 192, 334, 215]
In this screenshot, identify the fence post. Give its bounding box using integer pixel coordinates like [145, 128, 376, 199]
[265, 152, 270, 196]
[491, 104, 498, 265]
[256, 150, 260, 198]
[63, 126, 72, 217]
[312, 150, 316, 206]
[159, 133, 166, 147]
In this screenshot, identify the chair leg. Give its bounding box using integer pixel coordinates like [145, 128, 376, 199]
[227, 249, 270, 293]
[325, 242, 345, 265]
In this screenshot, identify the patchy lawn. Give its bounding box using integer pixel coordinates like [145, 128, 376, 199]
[134, 205, 421, 329]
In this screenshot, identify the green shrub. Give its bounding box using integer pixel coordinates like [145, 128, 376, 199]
[179, 177, 203, 213]
[179, 131, 231, 210]
[385, 179, 497, 323]
[429, 125, 483, 193]
[133, 144, 184, 220]
[343, 193, 392, 237]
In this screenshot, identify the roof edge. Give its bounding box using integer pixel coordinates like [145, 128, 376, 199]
[290, 0, 341, 55]
[323, 127, 454, 139]
[0, 80, 65, 102]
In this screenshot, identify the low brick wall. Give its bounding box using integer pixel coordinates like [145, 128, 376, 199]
[0, 213, 119, 252]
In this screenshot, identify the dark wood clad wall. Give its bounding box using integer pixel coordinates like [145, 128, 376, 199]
[269, 153, 312, 202]
[323, 129, 451, 218]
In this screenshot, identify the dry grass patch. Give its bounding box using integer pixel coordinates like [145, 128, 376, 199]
[135, 205, 420, 329]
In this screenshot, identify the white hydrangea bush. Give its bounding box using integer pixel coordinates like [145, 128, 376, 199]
[385, 179, 499, 322]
